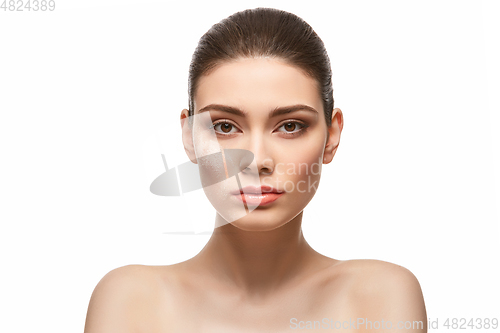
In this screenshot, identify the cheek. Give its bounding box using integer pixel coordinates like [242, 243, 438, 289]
[283, 132, 325, 173]
[276, 140, 324, 194]
[191, 112, 226, 184]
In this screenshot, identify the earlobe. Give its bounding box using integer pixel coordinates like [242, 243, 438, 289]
[180, 109, 198, 164]
[323, 144, 338, 164]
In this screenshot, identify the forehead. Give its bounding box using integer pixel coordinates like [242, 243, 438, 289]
[194, 58, 322, 114]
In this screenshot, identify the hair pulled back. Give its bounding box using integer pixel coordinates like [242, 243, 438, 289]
[188, 7, 334, 126]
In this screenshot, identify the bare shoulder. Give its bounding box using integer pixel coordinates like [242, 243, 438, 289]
[338, 259, 424, 297]
[334, 258, 419, 281]
[84, 264, 174, 333]
[328, 259, 427, 331]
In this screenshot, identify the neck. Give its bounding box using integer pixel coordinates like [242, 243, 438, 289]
[189, 211, 327, 297]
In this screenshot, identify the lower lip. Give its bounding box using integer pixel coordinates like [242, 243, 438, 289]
[233, 192, 283, 206]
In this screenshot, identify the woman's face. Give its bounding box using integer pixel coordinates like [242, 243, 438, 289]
[181, 57, 341, 231]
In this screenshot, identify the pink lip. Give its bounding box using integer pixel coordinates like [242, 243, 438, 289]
[231, 185, 284, 206]
[234, 192, 283, 206]
[230, 185, 283, 195]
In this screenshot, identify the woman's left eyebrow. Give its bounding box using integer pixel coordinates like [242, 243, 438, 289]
[198, 104, 318, 118]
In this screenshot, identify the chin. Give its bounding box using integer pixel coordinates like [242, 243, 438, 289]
[228, 220, 289, 232]
[221, 208, 301, 232]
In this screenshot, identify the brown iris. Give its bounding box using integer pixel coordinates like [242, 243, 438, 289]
[284, 122, 296, 132]
[221, 123, 232, 133]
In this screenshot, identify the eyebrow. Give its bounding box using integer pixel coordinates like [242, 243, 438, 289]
[197, 104, 318, 118]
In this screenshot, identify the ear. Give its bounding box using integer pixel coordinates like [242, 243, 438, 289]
[323, 108, 344, 164]
[180, 109, 198, 164]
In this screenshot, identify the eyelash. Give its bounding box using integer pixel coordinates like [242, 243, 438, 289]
[209, 119, 309, 138]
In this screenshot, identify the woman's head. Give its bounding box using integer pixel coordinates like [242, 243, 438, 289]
[188, 7, 334, 127]
[180, 8, 343, 231]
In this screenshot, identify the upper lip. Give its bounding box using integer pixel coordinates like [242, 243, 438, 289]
[231, 185, 284, 195]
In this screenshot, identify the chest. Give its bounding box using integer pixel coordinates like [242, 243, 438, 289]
[153, 285, 355, 332]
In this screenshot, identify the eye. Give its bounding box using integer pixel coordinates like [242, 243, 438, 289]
[210, 120, 240, 135]
[275, 121, 309, 137]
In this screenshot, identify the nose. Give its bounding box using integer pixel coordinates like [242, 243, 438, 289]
[241, 134, 274, 176]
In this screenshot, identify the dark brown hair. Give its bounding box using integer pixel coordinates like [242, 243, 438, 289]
[188, 7, 334, 126]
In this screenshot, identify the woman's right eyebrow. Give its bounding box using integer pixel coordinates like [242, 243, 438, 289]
[197, 104, 318, 118]
[198, 104, 247, 117]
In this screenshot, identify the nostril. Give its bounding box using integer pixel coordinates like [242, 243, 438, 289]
[260, 167, 273, 175]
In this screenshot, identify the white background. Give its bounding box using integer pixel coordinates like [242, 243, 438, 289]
[1, 0, 499, 332]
